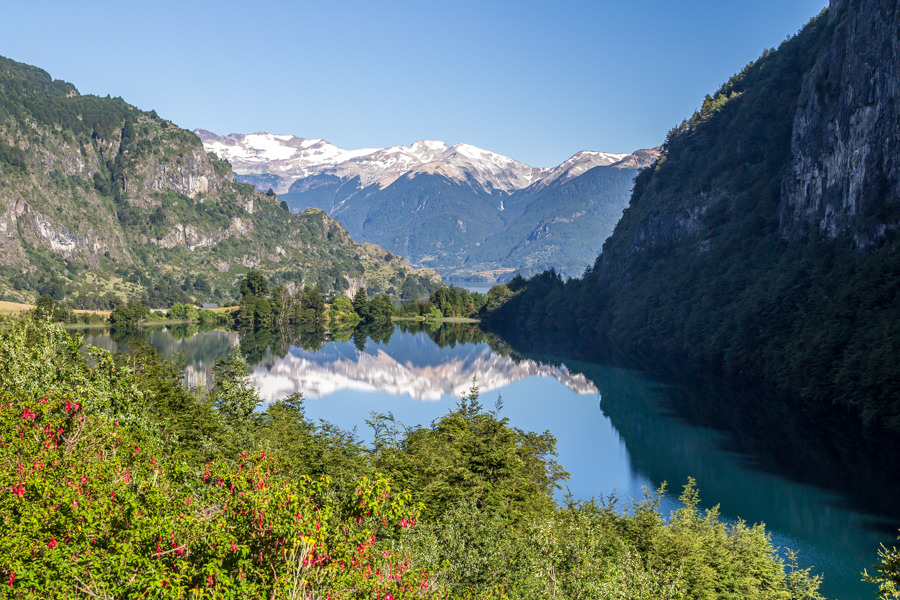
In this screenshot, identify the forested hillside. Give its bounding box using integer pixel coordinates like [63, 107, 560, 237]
[0, 56, 439, 307]
[484, 0, 900, 432]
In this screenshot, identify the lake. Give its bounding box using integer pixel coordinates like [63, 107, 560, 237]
[79, 322, 900, 599]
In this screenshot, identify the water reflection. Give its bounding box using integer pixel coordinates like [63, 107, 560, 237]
[75, 324, 239, 390]
[547, 357, 900, 599]
[248, 323, 598, 402]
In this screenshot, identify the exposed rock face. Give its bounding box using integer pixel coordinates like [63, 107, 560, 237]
[781, 0, 900, 247]
[133, 146, 219, 199]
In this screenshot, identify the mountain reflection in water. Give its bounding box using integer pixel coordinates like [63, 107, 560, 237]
[249, 335, 598, 402]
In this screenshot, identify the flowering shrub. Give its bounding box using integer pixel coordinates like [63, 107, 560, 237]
[0, 321, 434, 598]
[0, 389, 433, 598]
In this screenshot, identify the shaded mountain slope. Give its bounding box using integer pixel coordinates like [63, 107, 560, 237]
[485, 0, 900, 432]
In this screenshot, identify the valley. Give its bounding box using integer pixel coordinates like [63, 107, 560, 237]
[2, 0, 900, 597]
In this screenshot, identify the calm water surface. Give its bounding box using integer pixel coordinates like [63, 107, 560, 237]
[80, 323, 899, 599]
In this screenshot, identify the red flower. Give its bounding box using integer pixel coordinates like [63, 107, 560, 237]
[48, 536, 58, 549]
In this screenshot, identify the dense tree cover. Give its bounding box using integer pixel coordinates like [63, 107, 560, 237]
[108, 300, 151, 326]
[236, 270, 331, 329]
[0, 318, 833, 598]
[482, 10, 900, 433]
[397, 286, 488, 320]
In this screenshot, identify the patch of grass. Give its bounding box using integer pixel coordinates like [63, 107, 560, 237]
[0, 301, 32, 315]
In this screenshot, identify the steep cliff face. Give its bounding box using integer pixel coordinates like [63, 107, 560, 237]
[781, 0, 900, 246]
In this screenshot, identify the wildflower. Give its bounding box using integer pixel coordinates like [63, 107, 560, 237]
[8, 570, 14, 587]
[48, 536, 58, 549]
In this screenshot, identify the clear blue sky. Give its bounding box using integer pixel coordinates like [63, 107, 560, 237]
[3, 0, 827, 167]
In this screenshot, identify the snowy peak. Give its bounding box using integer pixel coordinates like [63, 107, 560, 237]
[525, 150, 632, 193]
[195, 130, 380, 188]
[196, 129, 654, 195]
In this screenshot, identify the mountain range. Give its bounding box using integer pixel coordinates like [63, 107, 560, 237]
[197, 130, 659, 281]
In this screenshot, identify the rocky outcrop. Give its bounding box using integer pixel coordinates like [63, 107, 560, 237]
[781, 0, 900, 247]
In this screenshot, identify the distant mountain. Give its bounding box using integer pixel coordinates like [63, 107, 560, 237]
[0, 56, 441, 307]
[197, 130, 658, 281]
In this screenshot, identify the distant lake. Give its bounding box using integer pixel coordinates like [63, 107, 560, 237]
[78, 323, 900, 599]
[443, 281, 497, 294]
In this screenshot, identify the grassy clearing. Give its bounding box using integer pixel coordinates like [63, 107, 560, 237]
[0, 301, 32, 315]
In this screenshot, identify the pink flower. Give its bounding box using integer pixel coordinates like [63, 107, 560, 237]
[8, 570, 14, 587]
[48, 536, 57, 549]
[385, 594, 394, 600]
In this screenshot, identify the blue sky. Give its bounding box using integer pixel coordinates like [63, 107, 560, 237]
[3, 0, 827, 167]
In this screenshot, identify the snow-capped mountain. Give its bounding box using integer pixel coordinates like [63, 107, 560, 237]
[195, 130, 636, 196]
[196, 129, 660, 282]
[524, 150, 629, 194]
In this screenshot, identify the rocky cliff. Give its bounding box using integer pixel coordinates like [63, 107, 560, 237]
[781, 0, 900, 247]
